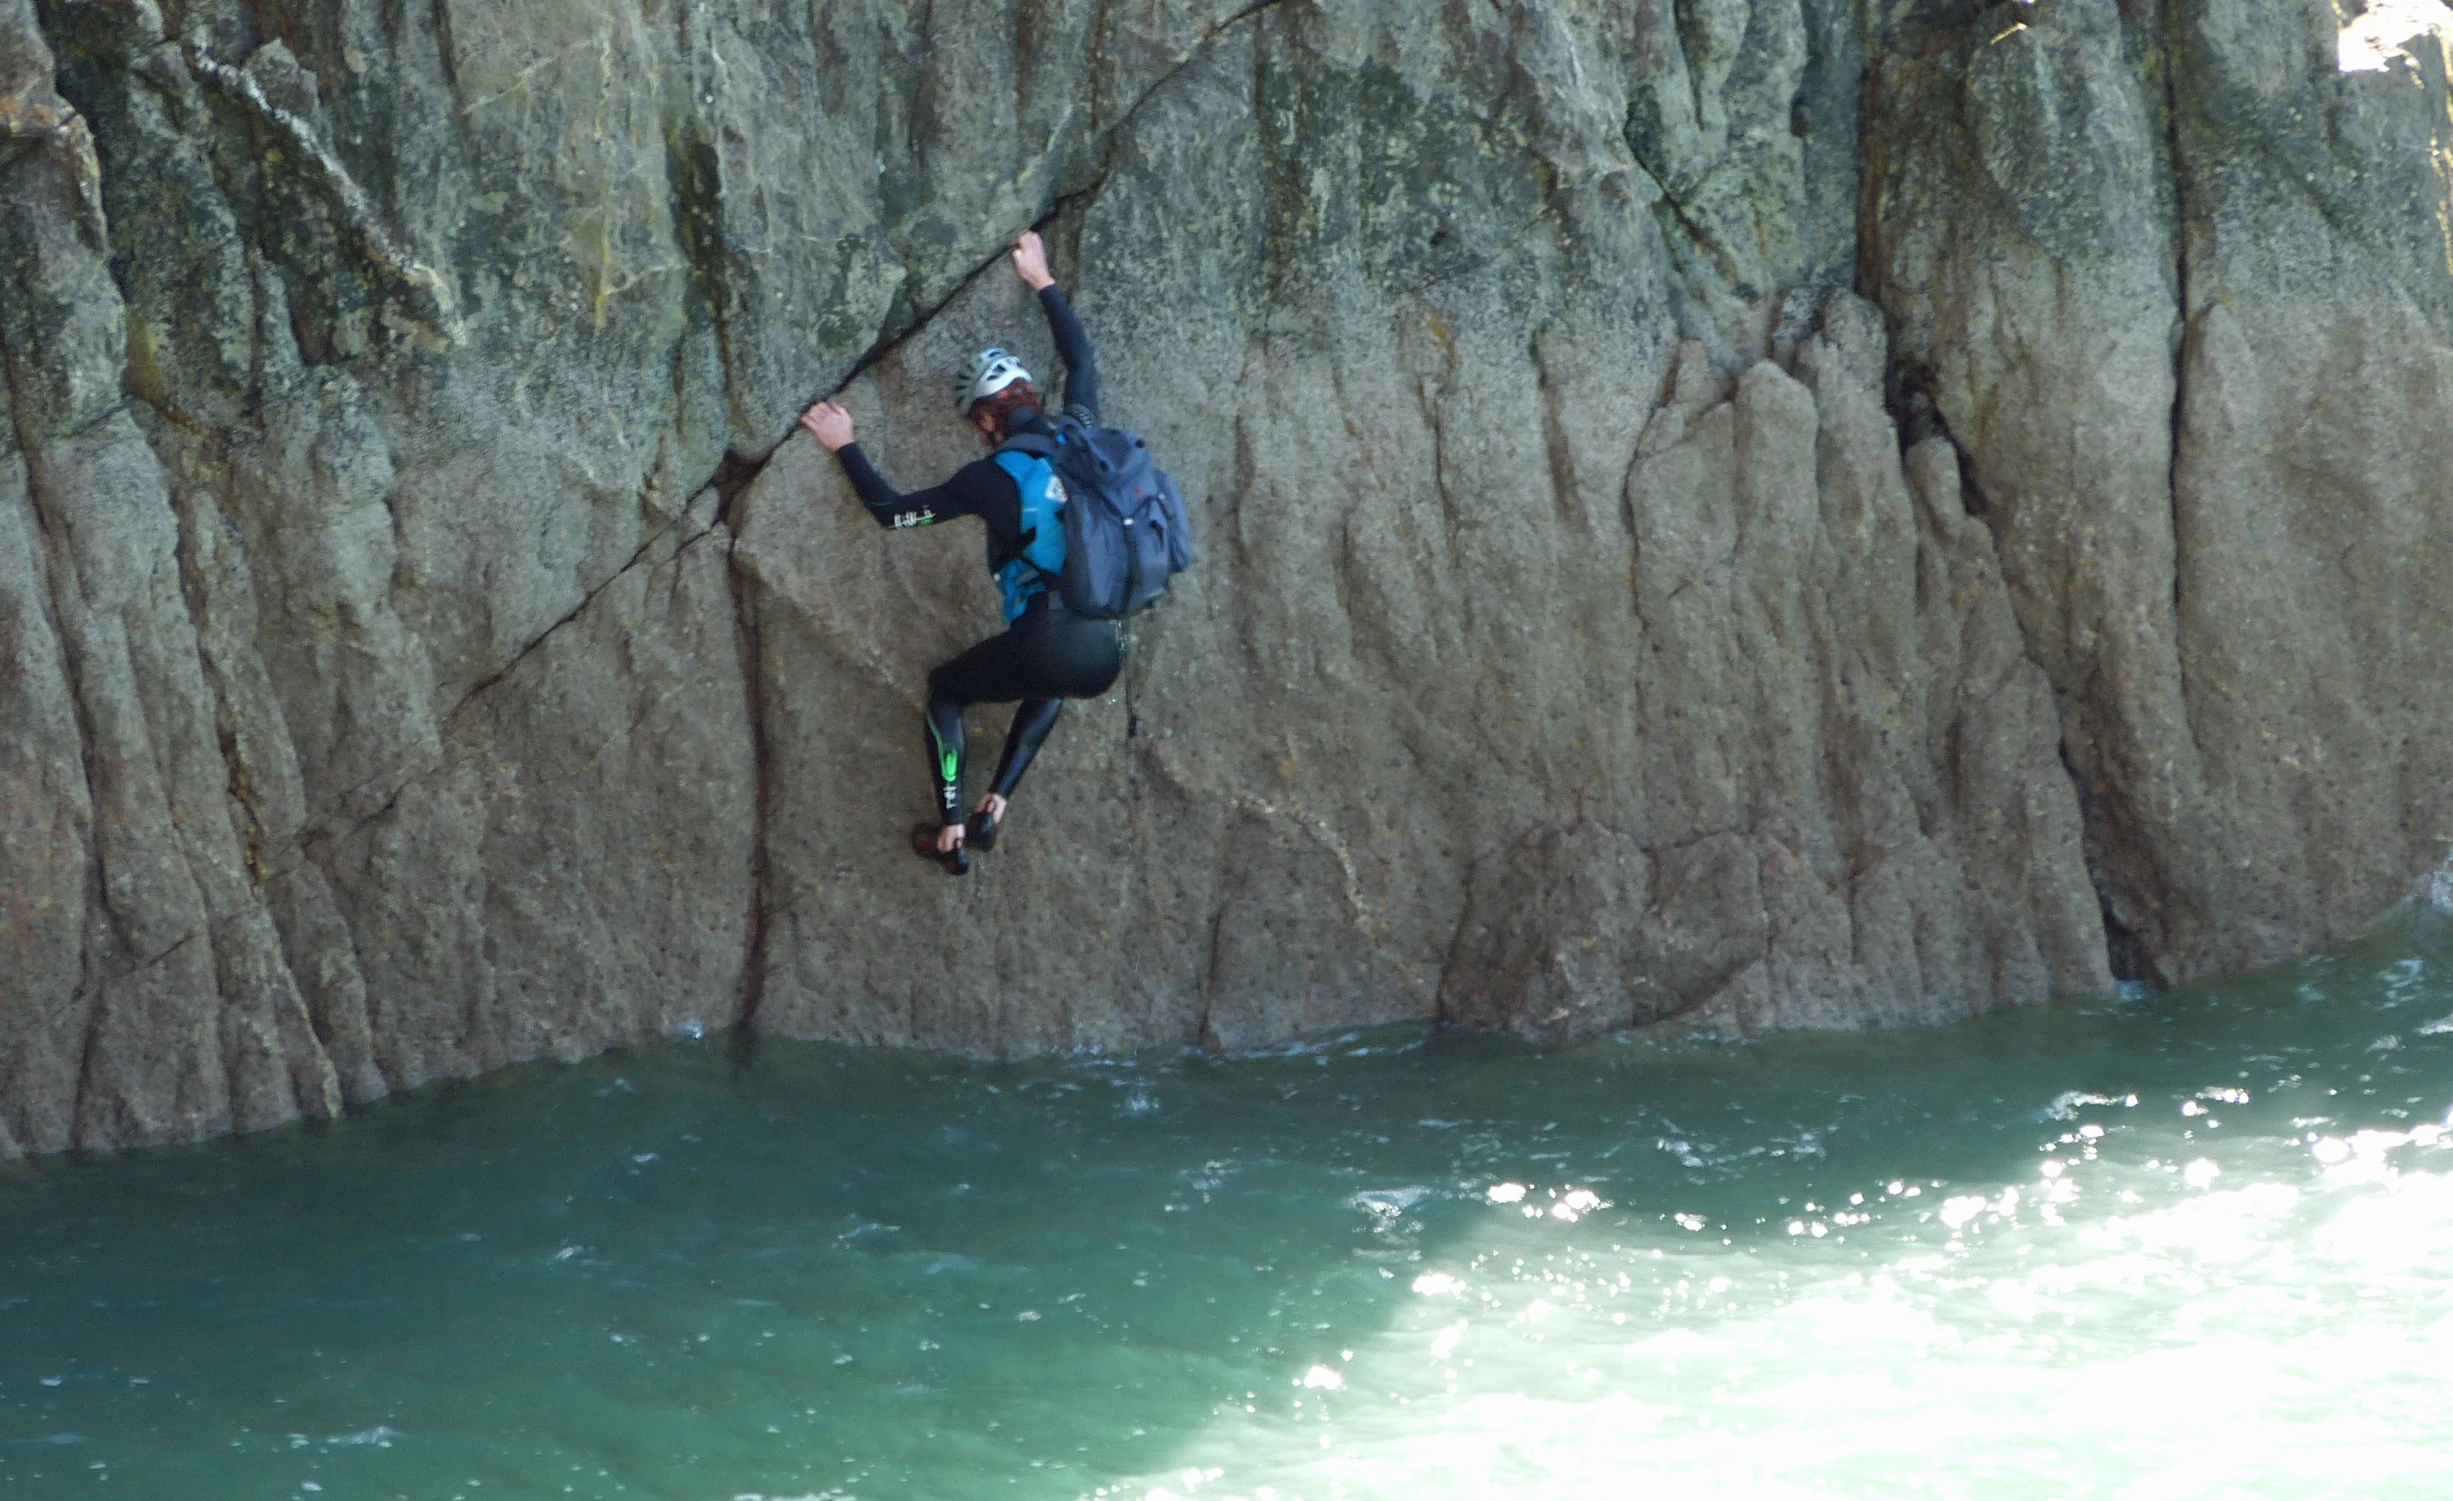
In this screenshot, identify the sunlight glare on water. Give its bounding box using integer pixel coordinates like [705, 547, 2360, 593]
[6, 926, 2453, 1499]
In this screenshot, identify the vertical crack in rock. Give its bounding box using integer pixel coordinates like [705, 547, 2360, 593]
[1531, 331, 1580, 530]
[1855, 2, 2167, 992]
[2158, 0, 2203, 776]
[427, 0, 463, 96]
[1193, 900, 1229, 1051]
[728, 528, 772, 1033]
[166, 468, 268, 886]
[2062, 734, 2149, 984]
[0, 364, 110, 1157]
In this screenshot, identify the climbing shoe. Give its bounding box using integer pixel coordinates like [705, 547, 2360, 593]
[965, 803, 1005, 853]
[911, 822, 969, 876]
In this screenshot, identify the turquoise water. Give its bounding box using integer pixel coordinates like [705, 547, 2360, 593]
[7, 927, 2453, 1500]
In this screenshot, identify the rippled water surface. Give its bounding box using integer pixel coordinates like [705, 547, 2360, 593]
[8, 927, 2453, 1499]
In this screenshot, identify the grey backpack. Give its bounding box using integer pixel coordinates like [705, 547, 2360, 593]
[998, 416, 1193, 618]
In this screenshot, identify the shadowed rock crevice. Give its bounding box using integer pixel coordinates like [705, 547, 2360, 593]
[727, 525, 774, 1035]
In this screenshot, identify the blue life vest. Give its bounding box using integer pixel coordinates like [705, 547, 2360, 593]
[991, 449, 1070, 621]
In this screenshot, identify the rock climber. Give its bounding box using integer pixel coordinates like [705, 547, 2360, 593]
[798, 230, 1121, 876]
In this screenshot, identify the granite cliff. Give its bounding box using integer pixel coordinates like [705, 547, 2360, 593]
[4, 0, 2449, 1156]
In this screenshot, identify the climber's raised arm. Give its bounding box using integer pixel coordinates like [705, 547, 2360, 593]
[1010, 233, 1097, 422]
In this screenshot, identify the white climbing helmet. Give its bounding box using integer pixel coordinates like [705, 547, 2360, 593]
[958, 347, 1033, 411]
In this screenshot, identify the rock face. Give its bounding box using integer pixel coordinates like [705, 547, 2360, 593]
[1, 0, 2446, 1156]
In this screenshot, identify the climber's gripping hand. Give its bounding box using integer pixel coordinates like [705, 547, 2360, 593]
[800, 401, 855, 453]
[1010, 231, 1054, 293]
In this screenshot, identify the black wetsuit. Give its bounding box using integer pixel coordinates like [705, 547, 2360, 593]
[833, 285, 1124, 829]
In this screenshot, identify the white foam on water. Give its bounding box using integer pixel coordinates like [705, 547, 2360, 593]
[1085, 1149, 2453, 1501]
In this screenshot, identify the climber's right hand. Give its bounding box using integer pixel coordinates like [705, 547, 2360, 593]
[800, 401, 855, 452]
[1010, 231, 1054, 293]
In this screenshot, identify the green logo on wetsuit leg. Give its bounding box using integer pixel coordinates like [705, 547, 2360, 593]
[929, 721, 959, 787]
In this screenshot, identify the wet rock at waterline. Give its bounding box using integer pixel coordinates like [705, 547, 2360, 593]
[3, 1, 2449, 1153]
